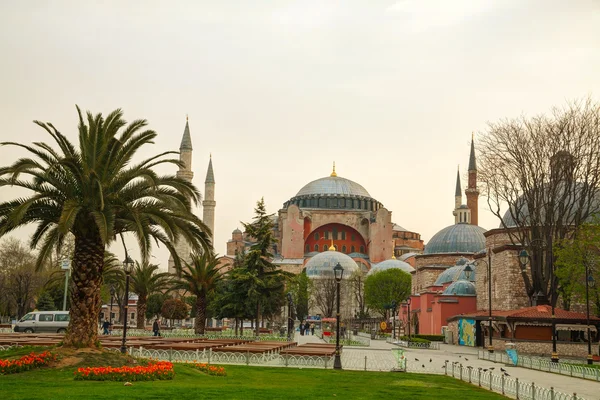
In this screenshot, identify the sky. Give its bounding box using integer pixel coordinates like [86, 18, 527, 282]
[1, 1, 599, 270]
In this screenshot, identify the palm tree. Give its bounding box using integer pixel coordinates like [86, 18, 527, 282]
[129, 261, 171, 329]
[0, 107, 211, 347]
[174, 252, 225, 334]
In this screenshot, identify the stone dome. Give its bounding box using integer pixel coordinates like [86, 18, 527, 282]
[305, 250, 360, 279]
[424, 223, 487, 255]
[296, 176, 371, 198]
[442, 280, 476, 296]
[434, 260, 476, 285]
[367, 259, 415, 276]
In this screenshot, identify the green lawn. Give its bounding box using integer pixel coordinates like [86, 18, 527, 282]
[0, 362, 505, 400]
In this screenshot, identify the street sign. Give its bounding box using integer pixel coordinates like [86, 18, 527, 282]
[60, 259, 71, 270]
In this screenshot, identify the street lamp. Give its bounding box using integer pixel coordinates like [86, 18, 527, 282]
[585, 269, 595, 365]
[120, 255, 134, 354]
[333, 262, 344, 370]
[286, 292, 294, 341]
[475, 249, 493, 353]
[463, 264, 474, 281]
[391, 300, 397, 340]
[109, 286, 116, 331]
[406, 297, 412, 340]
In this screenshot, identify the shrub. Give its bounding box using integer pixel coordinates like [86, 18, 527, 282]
[74, 361, 174, 381]
[0, 351, 56, 375]
[399, 336, 430, 343]
[412, 334, 444, 342]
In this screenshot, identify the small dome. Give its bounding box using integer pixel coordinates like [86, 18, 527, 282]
[368, 259, 415, 276]
[443, 280, 476, 296]
[424, 223, 486, 254]
[434, 260, 476, 285]
[305, 250, 359, 279]
[232, 228, 242, 234]
[296, 176, 371, 198]
[455, 257, 469, 266]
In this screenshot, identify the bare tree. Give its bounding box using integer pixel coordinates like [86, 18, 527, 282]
[349, 270, 369, 318]
[478, 98, 600, 306]
[312, 278, 338, 318]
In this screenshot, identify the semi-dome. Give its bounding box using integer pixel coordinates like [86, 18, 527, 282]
[434, 261, 476, 285]
[424, 223, 486, 255]
[442, 280, 476, 296]
[305, 250, 360, 279]
[296, 176, 371, 198]
[367, 258, 415, 276]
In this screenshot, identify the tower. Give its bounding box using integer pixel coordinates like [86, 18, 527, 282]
[203, 155, 216, 247]
[168, 117, 194, 274]
[465, 135, 480, 226]
[453, 166, 462, 223]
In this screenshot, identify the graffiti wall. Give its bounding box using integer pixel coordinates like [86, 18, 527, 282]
[458, 318, 476, 346]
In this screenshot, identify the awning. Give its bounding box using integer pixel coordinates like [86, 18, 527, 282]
[556, 324, 597, 332]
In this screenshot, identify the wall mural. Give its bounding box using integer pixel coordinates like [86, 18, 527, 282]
[458, 318, 476, 346]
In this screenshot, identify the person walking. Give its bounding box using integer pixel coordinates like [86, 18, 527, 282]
[304, 321, 310, 336]
[300, 320, 305, 336]
[152, 318, 161, 337]
[310, 322, 315, 335]
[102, 318, 111, 335]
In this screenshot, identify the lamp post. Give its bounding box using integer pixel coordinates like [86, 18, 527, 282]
[475, 250, 493, 353]
[120, 255, 134, 354]
[286, 292, 294, 341]
[585, 269, 595, 365]
[406, 297, 412, 340]
[391, 300, 397, 340]
[109, 286, 115, 330]
[333, 262, 344, 370]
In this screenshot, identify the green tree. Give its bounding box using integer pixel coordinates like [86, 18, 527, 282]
[161, 298, 189, 322]
[129, 261, 171, 329]
[36, 291, 56, 311]
[211, 263, 255, 336]
[555, 216, 600, 315]
[241, 198, 289, 336]
[364, 269, 411, 318]
[146, 293, 167, 320]
[173, 252, 225, 334]
[0, 107, 211, 347]
[288, 272, 311, 320]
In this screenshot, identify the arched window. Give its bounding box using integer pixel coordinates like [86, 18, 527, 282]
[351, 245, 355, 253]
[305, 244, 310, 253]
[314, 244, 319, 252]
[341, 231, 346, 240]
[323, 245, 328, 252]
[314, 232, 319, 241]
[342, 245, 347, 253]
[325, 231, 329, 240]
[360, 245, 365, 253]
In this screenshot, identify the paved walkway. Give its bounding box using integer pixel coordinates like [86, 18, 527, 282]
[293, 334, 600, 399]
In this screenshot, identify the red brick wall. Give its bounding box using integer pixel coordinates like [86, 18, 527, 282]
[304, 223, 367, 254]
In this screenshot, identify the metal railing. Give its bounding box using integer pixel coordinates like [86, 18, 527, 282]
[445, 361, 586, 400]
[387, 338, 441, 350]
[109, 329, 292, 342]
[478, 350, 600, 382]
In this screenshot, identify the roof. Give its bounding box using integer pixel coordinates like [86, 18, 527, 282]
[424, 223, 486, 254]
[468, 137, 476, 171]
[180, 120, 193, 150]
[205, 157, 215, 183]
[442, 280, 476, 296]
[305, 250, 360, 279]
[296, 176, 371, 198]
[392, 223, 407, 232]
[368, 259, 415, 275]
[455, 169, 462, 197]
[434, 260, 476, 285]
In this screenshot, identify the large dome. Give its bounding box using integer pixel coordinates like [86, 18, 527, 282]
[368, 259, 415, 275]
[424, 223, 487, 255]
[305, 250, 360, 279]
[296, 176, 371, 197]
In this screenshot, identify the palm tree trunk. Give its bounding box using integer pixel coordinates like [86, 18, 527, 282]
[63, 234, 104, 348]
[137, 295, 147, 330]
[195, 292, 207, 335]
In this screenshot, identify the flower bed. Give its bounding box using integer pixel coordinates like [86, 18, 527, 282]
[74, 361, 174, 381]
[193, 363, 227, 376]
[0, 351, 56, 375]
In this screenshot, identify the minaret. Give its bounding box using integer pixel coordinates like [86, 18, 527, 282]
[168, 117, 194, 274]
[202, 155, 216, 246]
[465, 134, 480, 226]
[453, 166, 462, 223]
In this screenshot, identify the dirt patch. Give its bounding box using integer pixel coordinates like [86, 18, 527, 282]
[52, 347, 136, 368]
[55, 356, 84, 368]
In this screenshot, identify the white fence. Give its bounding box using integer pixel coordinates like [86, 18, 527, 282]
[445, 361, 586, 400]
[478, 350, 600, 382]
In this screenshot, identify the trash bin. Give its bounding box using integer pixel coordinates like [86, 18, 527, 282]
[371, 329, 377, 340]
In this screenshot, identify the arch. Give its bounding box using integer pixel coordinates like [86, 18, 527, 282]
[304, 223, 368, 259]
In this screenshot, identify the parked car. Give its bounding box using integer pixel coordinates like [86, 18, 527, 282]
[13, 311, 70, 333]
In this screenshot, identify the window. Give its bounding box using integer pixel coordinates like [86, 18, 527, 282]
[131, 313, 135, 320]
[342, 245, 347, 253]
[323, 245, 328, 252]
[20, 313, 35, 322]
[39, 314, 54, 322]
[360, 245, 365, 253]
[314, 232, 319, 241]
[55, 314, 69, 322]
[110, 312, 115, 320]
[332, 228, 337, 239]
[341, 231, 346, 240]
[351, 246, 355, 253]
[314, 244, 319, 252]
[351, 234, 355, 241]
[325, 231, 329, 239]
[305, 244, 310, 253]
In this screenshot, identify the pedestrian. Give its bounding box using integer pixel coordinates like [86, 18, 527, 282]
[304, 321, 310, 336]
[102, 318, 111, 335]
[300, 320, 305, 336]
[153, 318, 161, 337]
[310, 322, 315, 335]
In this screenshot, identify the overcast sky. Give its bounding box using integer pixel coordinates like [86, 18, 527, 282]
[1, 1, 599, 269]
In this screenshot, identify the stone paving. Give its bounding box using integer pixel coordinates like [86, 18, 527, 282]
[296, 333, 600, 399]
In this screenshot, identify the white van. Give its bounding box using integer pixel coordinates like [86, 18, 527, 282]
[14, 311, 70, 334]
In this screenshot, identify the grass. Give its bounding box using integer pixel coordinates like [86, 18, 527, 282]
[0, 348, 506, 400]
